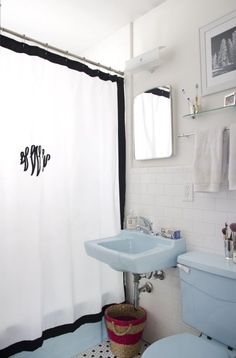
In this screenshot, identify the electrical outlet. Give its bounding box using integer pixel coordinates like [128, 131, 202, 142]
[183, 183, 193, 202]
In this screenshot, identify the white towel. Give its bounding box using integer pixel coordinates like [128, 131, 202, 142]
[193, 127, 225, 192]
[229, 123, 236, 190]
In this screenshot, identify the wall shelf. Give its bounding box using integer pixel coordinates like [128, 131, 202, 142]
[183, 104, 236, 119]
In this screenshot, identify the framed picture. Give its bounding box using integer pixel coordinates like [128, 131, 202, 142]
[200, 10, 236, 96]
[224, 91, 236, 106]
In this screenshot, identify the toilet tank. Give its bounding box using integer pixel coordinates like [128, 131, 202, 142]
[177, 251, 236, 349]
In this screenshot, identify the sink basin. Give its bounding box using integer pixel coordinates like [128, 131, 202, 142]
[84, 230, 186, 273]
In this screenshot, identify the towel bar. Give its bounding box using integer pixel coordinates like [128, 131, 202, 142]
[178, 128, 230, 138]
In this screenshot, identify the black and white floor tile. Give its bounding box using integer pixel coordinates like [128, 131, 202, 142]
[73, 340, 149, 358]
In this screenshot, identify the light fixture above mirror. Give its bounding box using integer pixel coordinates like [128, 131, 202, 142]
[125, 46, 166, 74]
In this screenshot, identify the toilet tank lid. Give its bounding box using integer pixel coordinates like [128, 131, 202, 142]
[177, 251, 236, 280]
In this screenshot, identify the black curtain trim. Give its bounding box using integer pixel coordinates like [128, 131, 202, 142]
[117, 82, 126, 229]
[0, 304, 114, 358]
[0, 35, 126, 355]
[0, 35, 123, 84]
[0, 34, 126, 228]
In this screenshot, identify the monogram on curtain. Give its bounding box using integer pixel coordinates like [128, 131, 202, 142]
[0, 36, 125, 356]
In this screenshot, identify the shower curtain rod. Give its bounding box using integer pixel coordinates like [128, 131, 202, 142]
[0, 26, 124, 77]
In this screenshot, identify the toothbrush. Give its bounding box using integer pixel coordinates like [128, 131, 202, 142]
[225, 223, 232, 240]
[230, 223, 236, 262]
[195, 84, 199, 112]
[222, 227, 227, 240]
[181, 88, 194, 110]
[230, 223, 236, 240]
[225, 222, 229, 239]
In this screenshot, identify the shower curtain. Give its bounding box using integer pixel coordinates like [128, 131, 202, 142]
[0, 35, 125, 357]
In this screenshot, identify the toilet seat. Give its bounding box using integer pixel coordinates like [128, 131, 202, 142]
[142, 333, 229, 358]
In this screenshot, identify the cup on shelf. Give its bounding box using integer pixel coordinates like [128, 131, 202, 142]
[224, 239, 233, 259]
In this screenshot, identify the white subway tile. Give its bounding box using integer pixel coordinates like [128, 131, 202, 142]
[180, 219, 195, 233]
[146, 183, 164, 195]
[201, 210, 227, 224]
[226, 212, 236, 224]
[182, 208, 203, 221]
[153, 205, 167, 218]
[154, 172, 170, 184]
[201, 235, 223, 255]
[226, 190, 236, 200]
[193, 197, 216, 211]
[173, 197, 194, 209]
[193, 221, 216, 237]
[163, 184, 183, 197]
[194, 189, 227, 199]
[216, 199, 236, 212]
[164, 207, 183, 219]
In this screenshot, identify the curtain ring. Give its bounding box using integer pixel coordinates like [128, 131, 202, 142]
[82, 57, 86, 68]
[22, 34, 26, 47]
[45, 43, 48, 55]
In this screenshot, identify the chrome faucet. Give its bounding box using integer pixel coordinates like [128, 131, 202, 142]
[136, 216, 153, 234]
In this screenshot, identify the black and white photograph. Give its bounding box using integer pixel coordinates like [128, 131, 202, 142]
[200, 10, 236, 95]
[211, 26, 236, 77]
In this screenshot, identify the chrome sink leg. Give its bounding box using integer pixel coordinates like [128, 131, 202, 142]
[132, 274, 153, 309]
[133, 273, 141, 309]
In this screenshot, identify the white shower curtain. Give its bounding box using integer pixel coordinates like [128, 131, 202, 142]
[0, 39, 124, 354]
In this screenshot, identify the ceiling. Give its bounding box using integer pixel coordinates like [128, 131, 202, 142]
[1, 0, 166, 55]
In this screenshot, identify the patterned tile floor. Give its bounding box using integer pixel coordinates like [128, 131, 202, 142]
[73, 340, 149, 358]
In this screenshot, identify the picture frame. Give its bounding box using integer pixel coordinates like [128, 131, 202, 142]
[200, 10, 236, 96]
[224, 91, 236, 106]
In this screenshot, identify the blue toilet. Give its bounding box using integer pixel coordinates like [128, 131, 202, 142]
[142, 251, 236, 358]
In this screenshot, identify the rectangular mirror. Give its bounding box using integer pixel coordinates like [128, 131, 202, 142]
[133, 85, 173, 160]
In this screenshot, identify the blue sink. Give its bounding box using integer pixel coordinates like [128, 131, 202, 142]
[85, 230, 186, 273]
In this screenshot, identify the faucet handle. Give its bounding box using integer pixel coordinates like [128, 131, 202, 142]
[138, 216, 153, 228]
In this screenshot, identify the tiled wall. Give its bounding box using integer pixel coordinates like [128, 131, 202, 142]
[126, 166, 236, 255]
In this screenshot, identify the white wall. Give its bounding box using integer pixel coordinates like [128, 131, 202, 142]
[84, 0, 236, 342]
[81, 25, 130, 72]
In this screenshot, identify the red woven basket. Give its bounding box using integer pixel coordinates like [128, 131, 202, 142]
[105, 304, 147, 358]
